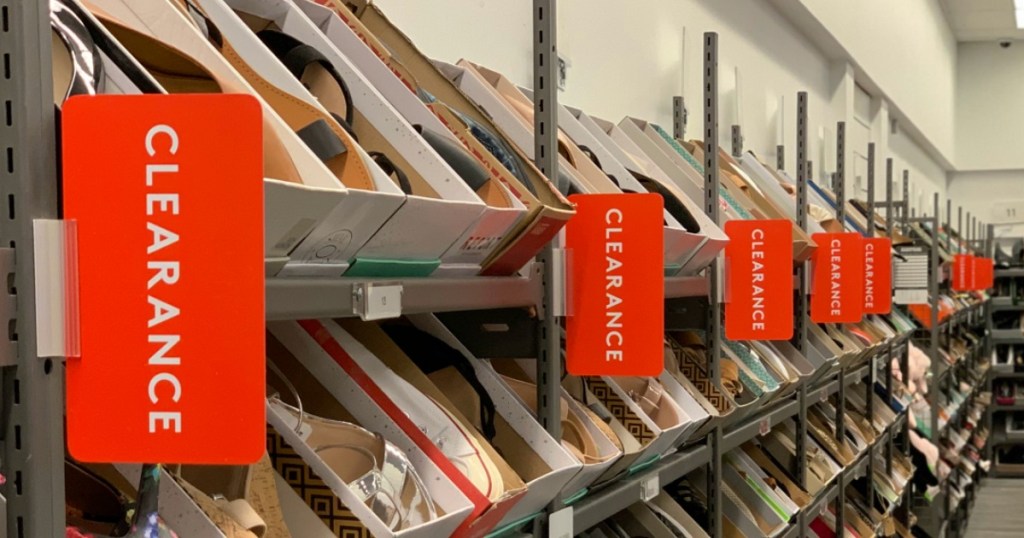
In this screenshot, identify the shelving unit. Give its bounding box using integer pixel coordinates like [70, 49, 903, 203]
[0, 0, 995, 537]
[987, 236, 1024, 478]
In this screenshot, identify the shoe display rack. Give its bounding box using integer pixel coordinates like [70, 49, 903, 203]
[988, 236, 1024, 478]
[0, 0, 997, 537]
[906, 200, 992, 538]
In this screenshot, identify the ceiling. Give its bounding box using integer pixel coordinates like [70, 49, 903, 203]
[940, 0, 1024, 42]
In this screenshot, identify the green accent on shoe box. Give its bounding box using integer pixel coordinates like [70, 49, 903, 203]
[345, 257, 440, 277]
[628, 453, 662, 475]
[563, 487, 590, 505]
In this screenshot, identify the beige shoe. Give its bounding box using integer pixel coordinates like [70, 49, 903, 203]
[178, 454, 290, 538]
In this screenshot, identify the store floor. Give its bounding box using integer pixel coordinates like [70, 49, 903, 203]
[964, 478, 1024, 537]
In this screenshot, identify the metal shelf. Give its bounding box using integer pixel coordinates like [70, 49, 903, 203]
[992, 329, 1024, 344]
[664, 275, 709, 298]
[570, 443, 709, 532]
[995, 268, 1024, 278]
[991, 297, 1024, 311]
[265, 274, 543, 320]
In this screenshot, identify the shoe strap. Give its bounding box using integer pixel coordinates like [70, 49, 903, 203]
[256, 29, 355, 130]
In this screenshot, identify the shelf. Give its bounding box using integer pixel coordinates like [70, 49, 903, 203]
[992, 297, 1024, 311]
[265, 275, 543, 320]
[996, 268, 1024, 278]
[569, 361, 873, 533]
[987, 365, 1024, 379]
[570, 442, 709, 532]
[664, 275, 709, 298]
[989, 402, 1024, 412]
[992, 329, 1024, 343]
[991, 464, 1024, 478]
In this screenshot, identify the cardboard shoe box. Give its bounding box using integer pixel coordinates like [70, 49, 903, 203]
[314, 0, 574, 275]
[87, 0, 404, 278]
[220, 0, 512, 277]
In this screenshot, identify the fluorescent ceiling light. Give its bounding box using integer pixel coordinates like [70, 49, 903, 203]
[1018, 8, 1024, 29]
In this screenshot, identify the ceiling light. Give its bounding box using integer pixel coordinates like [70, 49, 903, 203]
[1016, 0, 1024, 7]
[1017, 8, 1024, 29]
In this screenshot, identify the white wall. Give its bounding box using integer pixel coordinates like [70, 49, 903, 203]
[373, 0, 949, 209]
[956, 42, 1024, 171]
[373, 0, 836, 175]
[792, 0, 958, 163]
[948, 170, 1024, 239]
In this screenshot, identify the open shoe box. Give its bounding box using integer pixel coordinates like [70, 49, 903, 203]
[514, 85, 710, 275]
[86, 0, 405, 278]
[405, 314, 621, 507]
[324, 0, 574, 275]
[613, 116, 730, 271]
[434, 61, 619, 197]
[267, 319, 527, 536]
[339, 317, 587, 529]
[555, 371, 691, 482]
[114, 464, 229, 537]
[218, 0, 516, 277]
[454, 62, 709, 275]
[647, 493, 711, 538]
[584, 114, 723, 274]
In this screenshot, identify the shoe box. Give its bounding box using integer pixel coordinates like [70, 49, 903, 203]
[266, 321, 476, 537]
[320, 0, 575, 276]
[295, 0, 575, 276]
[87, 0, 405, 278]
[197, 0, 524, 278]
[406, 313, 624, 503]
[267, 317, 607, 536]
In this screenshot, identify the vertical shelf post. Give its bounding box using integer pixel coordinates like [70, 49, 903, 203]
[673, 96, 685, 140]
[703, 32, 723, 538]
[885, 157, 895, 476]
[834, 122, 846, 536]
[865, 142, 876, 510]
[532, 0, 562, 457]
[794, 91, 810, 533]
[0, 0, 66, 535]
[902, 171, 910, 231]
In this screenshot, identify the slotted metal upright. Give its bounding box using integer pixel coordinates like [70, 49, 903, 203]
[0, 0, 65, 536]
[702, 32, 723, 538]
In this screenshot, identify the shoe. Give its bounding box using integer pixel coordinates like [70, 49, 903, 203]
[177, 454, 290, 537]
[268, 398, 437, 531]
[996, 244, 1014, 268]
[82, 1, 305, 186]
[500, 374, 616, 464]
[377, 374, 503, 501]
[65, 460, 132, 536]
[66, 462, 179, 538]
[51, 0, 104, 106]
[166, 0, 376, 191]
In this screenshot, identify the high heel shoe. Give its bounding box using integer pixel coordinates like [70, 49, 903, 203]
[81, 1, 305, 186]
[268, 397, 437, 531]
[50, 0, 104, 106]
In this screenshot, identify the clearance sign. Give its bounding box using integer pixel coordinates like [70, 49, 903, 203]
[811, 232, 864, 323]
[863, 238, 892, 314]
[724, 220, 792, 340]
[566, 194, 663, 376]
[62, 95, 265, 463]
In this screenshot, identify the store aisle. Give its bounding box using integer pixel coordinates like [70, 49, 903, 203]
[964, 479, 1024, 537]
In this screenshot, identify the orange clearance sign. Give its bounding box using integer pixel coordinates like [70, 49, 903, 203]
[566, 194, 664, 376]
[953, 254, 974, 291]
[863, 238, 892, 314]
[974, 257, 994, 290]
[724, 220, 792, 340]
[810, 232, 864, 323]
[62, 95, 265, 464]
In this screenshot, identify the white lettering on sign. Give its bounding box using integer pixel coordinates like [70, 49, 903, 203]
[605, 209, 624, 363]
[750, 228, 766, 331]
[830, 239, 842, 315]
[864, 241, 875, 310]
[145, 124, 182, 435]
